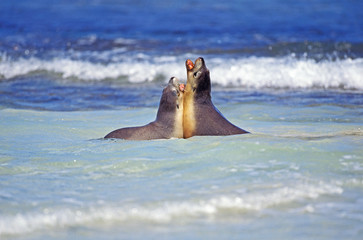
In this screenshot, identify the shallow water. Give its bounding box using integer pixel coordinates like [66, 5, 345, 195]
[1, 96, 363, 239]
[1, 0, 363, 239]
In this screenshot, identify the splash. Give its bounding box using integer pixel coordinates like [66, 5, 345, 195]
[1, 53, 362, 90]
[0, 181, 342, 237]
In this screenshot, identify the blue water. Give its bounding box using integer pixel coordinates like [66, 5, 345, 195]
[0, 0, 363, 239]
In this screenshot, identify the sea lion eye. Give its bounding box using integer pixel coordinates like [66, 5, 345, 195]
[193, 71, 201, 78]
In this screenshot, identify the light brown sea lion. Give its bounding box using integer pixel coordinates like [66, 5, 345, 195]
[183, 57, 249, 138]
[105, 77, 184, 140]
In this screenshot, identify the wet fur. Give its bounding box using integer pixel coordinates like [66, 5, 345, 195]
[105, 79, 183, 140]
[183, 57, 248, 138]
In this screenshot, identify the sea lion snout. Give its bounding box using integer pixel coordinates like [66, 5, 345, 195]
[179, 83, 185, 92]
[169, 77, 185, 92]
[186, 59, 194, 71]
[194, 57, 204, 69]
[192, 57, 209, 82]
[186, 58, 205, 72]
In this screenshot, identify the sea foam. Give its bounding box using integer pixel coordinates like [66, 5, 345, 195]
[0, 182, 342, 237]
[0, 53, 362, 90]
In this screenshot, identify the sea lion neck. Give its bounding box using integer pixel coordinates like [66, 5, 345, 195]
[155, 88, 176, 123]
[195, 71, 211, 94]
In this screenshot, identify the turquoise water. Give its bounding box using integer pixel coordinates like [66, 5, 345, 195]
[1, 97, 362, 239]
[1, 0, 363, 239]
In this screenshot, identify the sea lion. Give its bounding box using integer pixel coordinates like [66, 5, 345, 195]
[183, 57, 249, 138]
[105, 77, 184, 140]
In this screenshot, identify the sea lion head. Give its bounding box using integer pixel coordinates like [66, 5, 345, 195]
[168, 77, 184, 110]
[156, 77, 184, 138]
[159, 77, 184, 113]
[185, 57, 211, 94]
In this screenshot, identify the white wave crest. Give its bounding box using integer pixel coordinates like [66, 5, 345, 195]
[1, 54, 362, 90]
[0, 182, 342, 236]
[209, 57, 363, 89]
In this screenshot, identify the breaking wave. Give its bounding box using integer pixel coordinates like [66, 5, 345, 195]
[0, 182, 343, 237]
[1, 53, 362, 90]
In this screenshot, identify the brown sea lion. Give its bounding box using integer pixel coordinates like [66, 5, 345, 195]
[183, 57, 249, 138]
[105, 77, 184, 140]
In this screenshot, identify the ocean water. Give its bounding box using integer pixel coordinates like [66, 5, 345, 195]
[0, 0, 363, 239]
